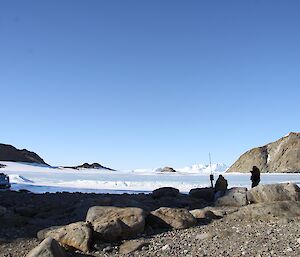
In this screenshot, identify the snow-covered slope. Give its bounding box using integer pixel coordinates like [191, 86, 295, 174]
[0, 161, 299, 193]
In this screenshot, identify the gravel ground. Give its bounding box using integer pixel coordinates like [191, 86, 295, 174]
[1, 190, 300, 257]
[3, 217, 299, 257]
[95, 218, 300, 257]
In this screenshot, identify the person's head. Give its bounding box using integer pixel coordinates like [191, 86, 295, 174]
[252, 166, 259, 172]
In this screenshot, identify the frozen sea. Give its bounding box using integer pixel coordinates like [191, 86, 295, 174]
[1, 161, 300, 194]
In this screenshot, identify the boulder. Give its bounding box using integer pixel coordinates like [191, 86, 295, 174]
[227, 201, 300, 221]
[86, 206, 146, 241]
[190, 209, 221, 220]
[119, 239, 148, 254]
[189, 187, 214, 202]
[26, 237, 67, 257]
[215, 187, 248, 207]
[148, 207, 197, 229]
[247, 183, 300, 203]
[72, 197, 112, 220]
[152, 187, 179, 199]
[37, 222, 92, 253]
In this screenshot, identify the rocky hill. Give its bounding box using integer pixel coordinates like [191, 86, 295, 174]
[64, 162, 115, 171]
[227, 132, 300, 173]
[0, 144, 48, 165]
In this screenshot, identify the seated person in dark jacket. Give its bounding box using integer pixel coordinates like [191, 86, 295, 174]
[214, 175, 228, 200]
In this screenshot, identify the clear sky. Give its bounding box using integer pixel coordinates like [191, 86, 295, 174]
[0, 1, 299, 170]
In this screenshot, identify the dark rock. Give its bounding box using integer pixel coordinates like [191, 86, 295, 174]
[152, 187, 179, 199]
[189, 187, 214, 202]
[14, 206, 38, 217]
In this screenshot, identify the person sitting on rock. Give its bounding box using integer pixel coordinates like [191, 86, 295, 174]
[250, 166, 260, 188]
[214, 175, 228, 201]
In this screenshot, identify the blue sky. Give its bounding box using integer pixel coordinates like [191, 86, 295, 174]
[0, 1, 299, 169]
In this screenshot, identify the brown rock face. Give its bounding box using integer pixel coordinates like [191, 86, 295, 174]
[227, 132, 300, 173]
[37, 222, 92, 253]
[0, 143, 48, 165]
[26, 237, 67, 257]
[227, 201, 300, 221]
[86, 206, 146, 241]
[247, 183, 300, 203]
[148, 207, 197, 229]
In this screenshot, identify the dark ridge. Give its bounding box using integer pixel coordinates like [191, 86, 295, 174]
[64, 162, 115, 171]
[0, 143, 48, 165]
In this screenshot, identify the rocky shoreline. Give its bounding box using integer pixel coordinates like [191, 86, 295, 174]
[0, 183, 300, 257]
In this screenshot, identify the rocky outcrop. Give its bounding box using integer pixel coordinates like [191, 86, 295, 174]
[0, 143, 48, 165]
[37, 222, 92, 253]
[148, 207, 197, 229]
[227, 201, 300, 221]
[26, 237, 67, 257]
[190, 206, 239, 220]
[65, 163, 115, 171]
[215, 187, 248, 207]
[161, 167, 176, 172]
[247, 183, 300, 203]
[152, 187, 179, 199]
[227, 132, 300, 173]
[86, 206, 146, 241]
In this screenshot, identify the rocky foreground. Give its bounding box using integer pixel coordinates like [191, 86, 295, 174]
[0, 183, 300, 257]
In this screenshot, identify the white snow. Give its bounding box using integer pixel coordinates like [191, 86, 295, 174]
[0, 161, 299, 194]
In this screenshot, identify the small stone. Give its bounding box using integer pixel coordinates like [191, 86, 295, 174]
[195, 232, 213, 240]
[103, 246, 113, 253]
[162, 244, 170, 251]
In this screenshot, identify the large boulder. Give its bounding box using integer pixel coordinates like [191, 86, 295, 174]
[227, 201, 300, 221]
[37, 222, 92, 253]
[152, 187, 179, 199]
[247, 183, 300, 203]
[148, 207, 197, 229]
[86, 206, 146, 241]
[215, 187, 248, 207]
[189, 187, 214, 202]
[26, 237, 67, 257]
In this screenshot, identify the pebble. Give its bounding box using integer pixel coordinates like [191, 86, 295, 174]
[161, 244, 171, 251]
